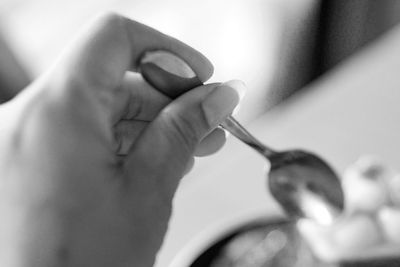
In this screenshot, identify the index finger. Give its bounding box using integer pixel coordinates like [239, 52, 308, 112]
[53, 13, 213, 94]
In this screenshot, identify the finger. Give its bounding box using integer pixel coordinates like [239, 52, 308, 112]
[114, 120, 148, 155]
[52, 13, 213, 100]
[112, 72, 170, 124]
[125, 81, 244, 192]
[195, 128, 226, 157]
[139, 53, 235, 157]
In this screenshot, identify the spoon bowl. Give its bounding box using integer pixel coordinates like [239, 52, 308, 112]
[220, 115, 344, 224]
[268, 150, 344, 224]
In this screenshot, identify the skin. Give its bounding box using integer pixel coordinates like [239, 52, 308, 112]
[0, 13, 240, 267]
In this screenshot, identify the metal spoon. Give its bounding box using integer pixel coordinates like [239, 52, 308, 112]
[220, 116, 344, 225]
[140, 59, 345, 225]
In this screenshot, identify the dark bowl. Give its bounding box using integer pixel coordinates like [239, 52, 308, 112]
[170, 214, 400, 267]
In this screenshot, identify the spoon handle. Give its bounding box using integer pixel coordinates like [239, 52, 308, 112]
[138, 59, 275, 157]
[220, 116, 275, 158]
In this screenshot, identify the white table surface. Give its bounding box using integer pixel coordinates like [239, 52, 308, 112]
[156, 25, 400, 267]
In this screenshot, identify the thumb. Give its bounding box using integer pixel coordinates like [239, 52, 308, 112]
[125, 80, 245, 188]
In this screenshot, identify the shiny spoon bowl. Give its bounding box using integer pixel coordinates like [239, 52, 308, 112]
[140, 51, 345, 225]
[221, 116, 344, 225]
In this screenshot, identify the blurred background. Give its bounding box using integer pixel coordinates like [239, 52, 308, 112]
[1, 0, 400, 266]
[1, 0, 400, 119]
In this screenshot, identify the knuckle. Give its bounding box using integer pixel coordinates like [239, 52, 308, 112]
[95, 12, 125, 27]
[90, 12, 127, 40]
[47, 71, 90, 108]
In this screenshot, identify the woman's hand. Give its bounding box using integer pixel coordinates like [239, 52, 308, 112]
[0, 13, 242, 267]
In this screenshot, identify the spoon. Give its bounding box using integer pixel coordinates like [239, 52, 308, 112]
[140, 57, 345, 225]
[220, 116, 344, 225]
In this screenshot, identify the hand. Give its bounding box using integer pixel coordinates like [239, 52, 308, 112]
[0, 13, 243, 267]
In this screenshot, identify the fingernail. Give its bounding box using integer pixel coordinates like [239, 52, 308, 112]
[226, 80, 246, 116]
[224, 129, 231, 139]
[202, 80, 246, 127]
[224, 80, 246, 100]
[141, 51, 196, 78]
